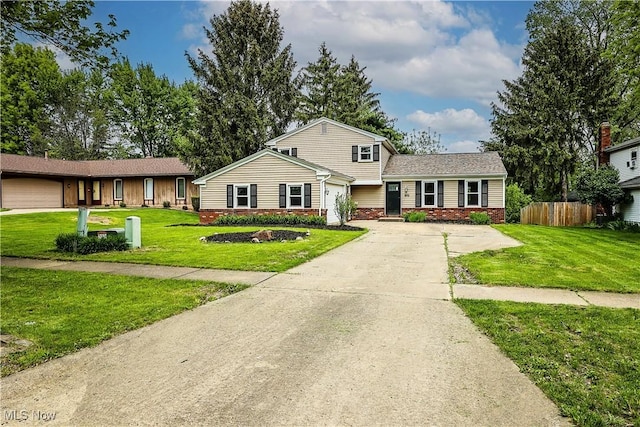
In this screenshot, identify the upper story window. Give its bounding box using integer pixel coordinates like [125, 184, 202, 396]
[423, 181, 436, 206]
[113, 179, 123, 201]
[467, 180, 480, 206]
[272, 147, 297, 157]
[359, 145, 373, 162]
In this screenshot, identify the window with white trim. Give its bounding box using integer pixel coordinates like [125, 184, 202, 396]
[632, 150, 637, 161]
[288, 184, 303, 207]
[467, 180, 480, 206]
[278, 148, 290, 156]
[144, 178, 154, 200]
[422, 181, 436, 206]
[176, 177, 186, 200]
[235, 185, 249, 208]
[359, 145, 373, 162]
[113, 179, 123, 201]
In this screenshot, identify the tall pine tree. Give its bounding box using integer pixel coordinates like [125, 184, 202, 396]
[185, 0, 299, 176]
[485, 16, 616, 200]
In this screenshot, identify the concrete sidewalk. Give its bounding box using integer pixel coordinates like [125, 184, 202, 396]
[2, 256, 638, 308]
[0, 257, 275, 286]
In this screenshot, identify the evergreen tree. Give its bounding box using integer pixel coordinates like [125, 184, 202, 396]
[185, 0, 299, 176]
[296, 42, 341, 123]
[485, 17, 616, 200]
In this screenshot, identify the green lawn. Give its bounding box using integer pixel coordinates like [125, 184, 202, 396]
[0, 209, 366, 271]
[455, 225, 640, 292]
[457, 299, 640, 427]
[0, 267, 248, 376]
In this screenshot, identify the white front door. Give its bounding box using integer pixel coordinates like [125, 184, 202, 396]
[325, 183, 344, 225]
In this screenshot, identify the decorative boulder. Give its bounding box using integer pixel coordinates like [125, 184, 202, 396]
[251, 237, 260, 243]
[251, 230, 273, 241]
[296, 236, 304, 241]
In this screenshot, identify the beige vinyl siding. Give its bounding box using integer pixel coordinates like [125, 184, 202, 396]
[351, 185, 384, 207]
[381, 144, 392, 174]
[273, 122, 381, 182]
[401, 179, 504, 208]
[200, 155, 320, 209]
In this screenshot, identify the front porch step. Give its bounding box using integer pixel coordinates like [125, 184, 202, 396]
[378, 216, 404, 222]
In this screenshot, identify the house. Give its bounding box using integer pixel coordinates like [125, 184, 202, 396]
[195, 118, 507, 224]
[0, 154, 197, 209]
[598, 123, 640, 223]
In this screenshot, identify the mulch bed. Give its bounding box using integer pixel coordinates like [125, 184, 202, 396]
[169, 223, 364, 231]
[205, 230, 308, 243]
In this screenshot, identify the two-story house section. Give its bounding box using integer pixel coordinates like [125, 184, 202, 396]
[605, 136, 640, 223]
[194, 117, 507, 224]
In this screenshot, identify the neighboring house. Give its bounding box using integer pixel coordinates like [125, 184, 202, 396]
[195, 118, 507, 224]
[0, 154, 197, 209]
[599, 123, 640, 223]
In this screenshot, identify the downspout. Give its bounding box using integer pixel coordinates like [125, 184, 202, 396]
[319, 174, 331, 216]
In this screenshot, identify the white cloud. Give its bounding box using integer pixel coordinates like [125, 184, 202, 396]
[447, 140, 481, 153]
[407, 108, 491, 140]
[184, 1, 523, 104]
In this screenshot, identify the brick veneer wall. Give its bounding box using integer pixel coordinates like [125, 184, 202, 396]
[199, 208, 325, 224]
[353, 207, 386, 220]
[402, 207, 505, 223]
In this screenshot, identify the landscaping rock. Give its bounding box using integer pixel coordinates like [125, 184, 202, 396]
[251, 238, 260, 243]
[251, 230, 273, 241]
[296, 236, 304, 241]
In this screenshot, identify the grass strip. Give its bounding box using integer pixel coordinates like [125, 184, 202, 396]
[456, 299, 640, 427]
[455, 225, 640, 292]
[0, 267, 248, 376]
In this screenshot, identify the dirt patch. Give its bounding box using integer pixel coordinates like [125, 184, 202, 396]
[0, 334, 33, 356]
[451, 262, 478, 284]
[205, 230, 308, 243]
[71, 215, 113, 225]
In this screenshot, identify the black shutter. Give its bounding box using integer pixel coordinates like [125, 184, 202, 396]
[373, 145, 380, 162]
[352, 145, 358, 162]
[437, 180, 444, 207]
[304, 183, 312, 208]
[226, 185, 233, 208]
[458, 180, 465, 207]
[279, 184, 286, 208]
[250, 184, 257, 208]
[291, 148, 297, 157]
[272, 147, 278, 151]
[415, 181, 421, 207]
[481, 180, 489, 207]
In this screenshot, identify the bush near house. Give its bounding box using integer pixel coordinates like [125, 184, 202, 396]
[469, 212, 491, 225]
[212, 214, 326, 226]
[505, 183, 532, 223]
[403, 211, 427, 222]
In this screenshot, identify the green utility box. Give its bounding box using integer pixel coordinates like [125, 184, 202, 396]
[125, 216, 141, 248]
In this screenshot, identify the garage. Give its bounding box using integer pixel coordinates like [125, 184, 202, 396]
[1, 178, 63, 208]
[325, 183, 346, 225]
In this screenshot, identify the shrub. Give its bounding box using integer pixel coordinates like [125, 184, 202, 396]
[163, 201, 171, 208]
[403, 211, 427, 222]
[119, 201, 127, 208]
[141, 204, 149, 208]
[334, 193, 357, 225]
[191, 196, 200, 212]
[55, 233, 129, 254]
[469, 212, 491, 225]
[212, 214, 326, 226]
[606, 219, 640, 233]
[182, 205, 189, 210]
[505, 183, 532, 223]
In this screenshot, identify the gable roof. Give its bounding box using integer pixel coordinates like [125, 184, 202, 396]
[265, 117, 399, 155]
[605, 136, 640, 153]
[620, 176, 640, 189]
[193, 149, 355, 185]
[382, 152, 507, 178]
[0, 154, 193, 177]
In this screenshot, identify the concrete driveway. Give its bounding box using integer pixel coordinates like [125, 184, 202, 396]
[1, 222, 566, 426]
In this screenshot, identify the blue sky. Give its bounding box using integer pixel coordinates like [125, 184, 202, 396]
[85, 1, 534, 152]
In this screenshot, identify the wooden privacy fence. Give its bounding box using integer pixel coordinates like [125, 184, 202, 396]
[520, 202, 596, 226]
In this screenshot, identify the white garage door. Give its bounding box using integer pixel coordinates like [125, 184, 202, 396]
[325, 183, 344, 225]
[2, 178, 63, 208]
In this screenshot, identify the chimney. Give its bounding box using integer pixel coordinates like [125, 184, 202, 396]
[598, 122, 611, 167]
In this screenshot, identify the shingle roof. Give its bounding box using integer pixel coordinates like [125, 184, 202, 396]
[0, 154, 193, 177]
[382, 152, 507, 177]
[620, 176, 640, 189]
[604, 137, 640, 153]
